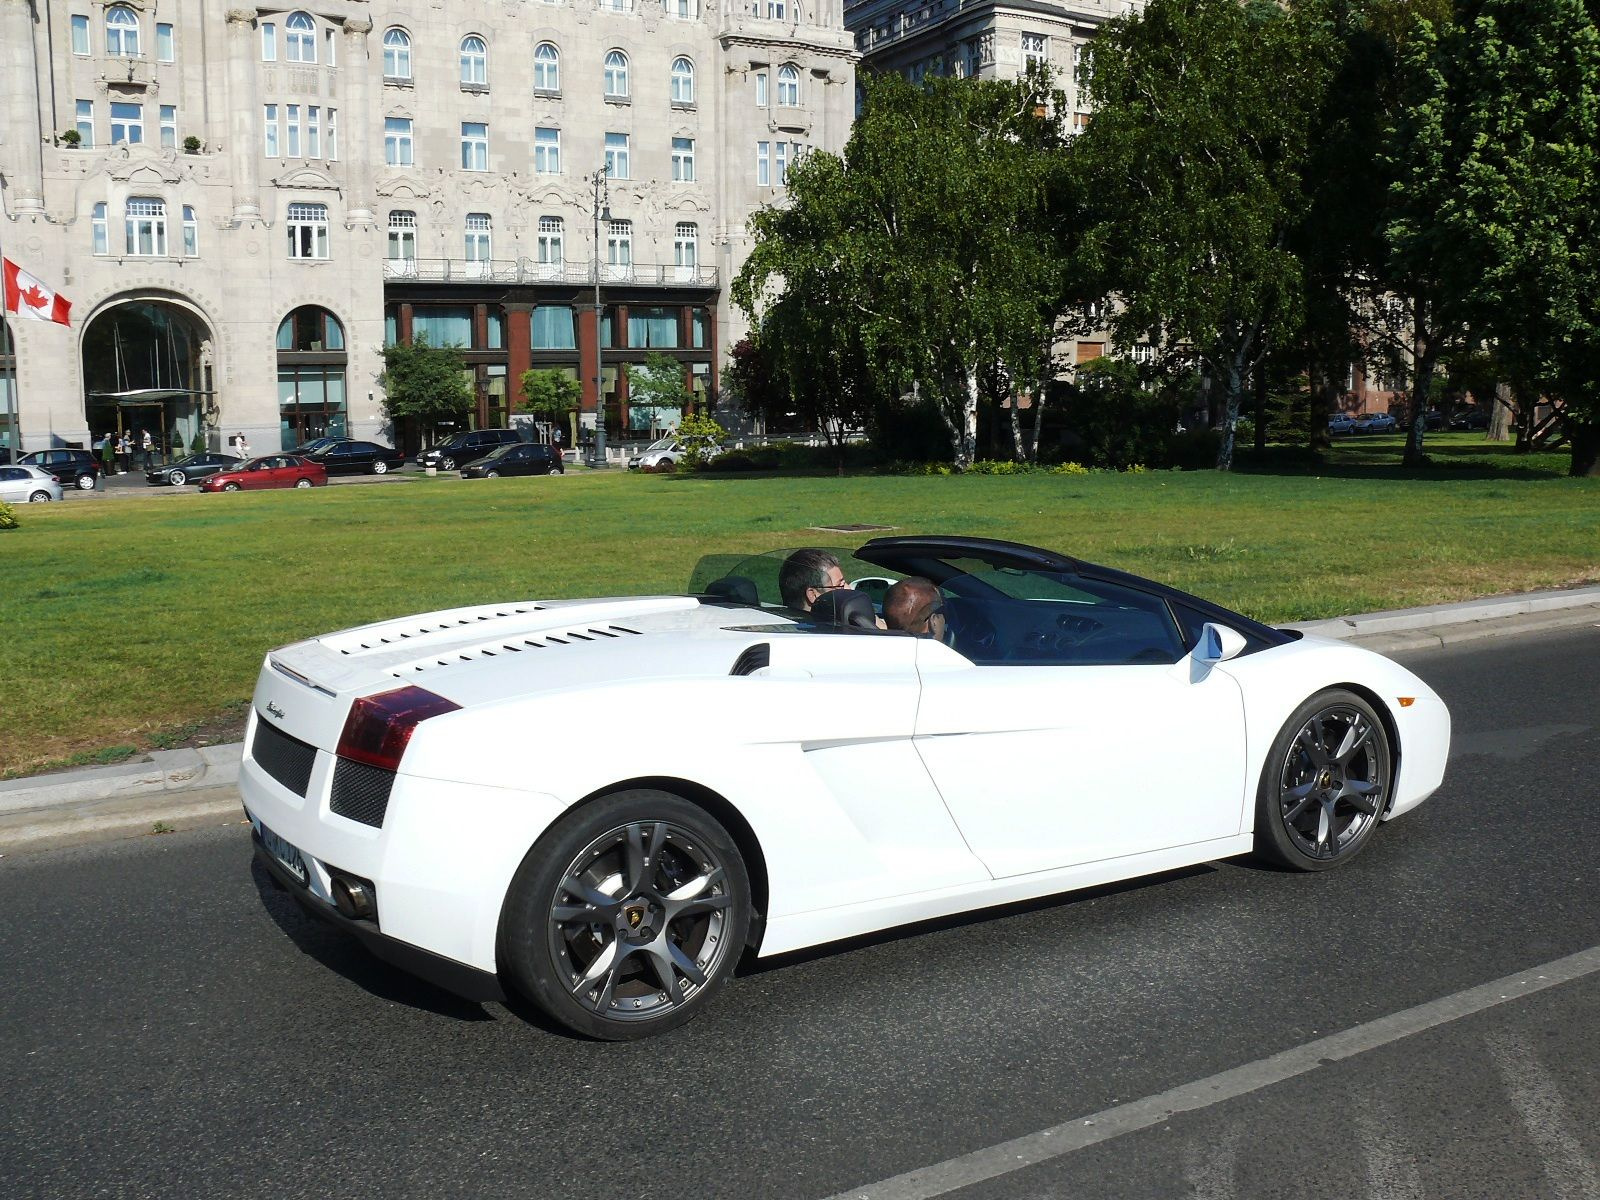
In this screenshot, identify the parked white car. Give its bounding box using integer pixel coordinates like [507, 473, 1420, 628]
[627, 437, 683, 471]
[0, 465, 64, 503]
[240, 536, 1451, 1040]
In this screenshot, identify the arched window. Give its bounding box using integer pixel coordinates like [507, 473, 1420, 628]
[777, 64, 800, 106]
[383, 28, 412, 80]
[105, 6, 140, 57]
[534, 43, 560, 92]
[285, 12, 316, 63]
[671, 57, 695, 104]
[603, 50, 629, 99]
[460, 35, 487, 86]
[125, 197, 167, 256]
[277, 307, 349, 447]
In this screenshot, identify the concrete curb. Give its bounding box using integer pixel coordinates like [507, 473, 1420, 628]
[2, 583, 1596, 854]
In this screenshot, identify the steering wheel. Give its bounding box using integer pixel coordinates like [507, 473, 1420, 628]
[941, 596, 998, 658]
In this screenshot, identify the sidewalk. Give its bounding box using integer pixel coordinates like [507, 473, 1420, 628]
[3, 584, 1596, 854]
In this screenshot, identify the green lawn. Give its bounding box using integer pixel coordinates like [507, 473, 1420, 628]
[1, 431, 1594, 777]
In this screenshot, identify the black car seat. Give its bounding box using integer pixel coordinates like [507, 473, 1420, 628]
[809, 588, 879, 630]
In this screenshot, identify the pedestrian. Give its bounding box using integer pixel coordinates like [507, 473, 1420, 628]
[140, 429, 154, 469]
[117, 432, 130, 474]
[235, 431, 251, 460]
[100, 432, 115, 476]
[549, 428, 565, 474]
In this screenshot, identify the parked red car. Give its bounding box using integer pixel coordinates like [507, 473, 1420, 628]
[199, 454, 327, 492]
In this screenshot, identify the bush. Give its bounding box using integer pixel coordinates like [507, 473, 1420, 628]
[190, 430, 208, 455]
[676, 412, 727, 470]
[0, 500, 18, 530]
[1168, 429, 1221, 471]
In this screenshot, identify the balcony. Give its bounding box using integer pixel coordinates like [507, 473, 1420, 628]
[381, 258, 718, 288]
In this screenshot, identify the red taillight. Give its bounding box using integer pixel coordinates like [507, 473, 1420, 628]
[336, 686, 460, 772]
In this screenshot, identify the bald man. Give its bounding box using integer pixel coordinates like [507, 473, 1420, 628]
[882, 577, 947, 640]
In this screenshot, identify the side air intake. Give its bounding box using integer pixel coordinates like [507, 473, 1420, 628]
[730, 643, 771, 676]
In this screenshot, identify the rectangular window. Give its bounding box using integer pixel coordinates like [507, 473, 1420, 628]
[125, 198, 168, 256]
[385, 117, 413, 166]
[461, 122, 488, 171]
[75, 99, 94, 148]
[325, 28, 336, 68]
[183, 206, 199, 257]
[387, 212, 416, 261]
[71, 14, 90, 55]
[261, 23, 276, 61]
[287, 203, 330, 260]
[465, 213, 491, 261]
[159, 105, 177, 149]
[671, 137, 695, 182]
[110, 102, 143, 146]
[692, 308, 710, 349]
[775, 140, 789, 183]
[607, 220, 632, 267]
[628, 307, 679, 349]
[157, 23, 174, 62]
[1022, 32, 1047, 70]
[306, 106, 321, 159]
[756, 141, 770, 186]
[534, 127, 561, 175]
[326, 109, 338, 161]
[536, 218, 564, 265]
[755, 70, 768, 108]
[91, 203, 109, 255]
[264, 104, 279, 157]
[410, 307, 474, 347]
[531, 306, 576, 350]
[286, 104, 301, 157]
[604, 132, 629, 180]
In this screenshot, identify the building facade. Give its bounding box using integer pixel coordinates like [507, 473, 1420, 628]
[0, 0, 857, 457]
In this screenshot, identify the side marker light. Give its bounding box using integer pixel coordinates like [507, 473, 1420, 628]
[1397, 697, 1416, 708]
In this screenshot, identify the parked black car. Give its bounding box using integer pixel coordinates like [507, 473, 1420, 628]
[147, 452, 242, 486]
[308, 440, 407, 475]
[1450, 407, 1490, 431]
[416, 428, 522, 471]
[19, 448, 101, 491]
[460, 442, 561, 478]
[291, 436, 352, 456]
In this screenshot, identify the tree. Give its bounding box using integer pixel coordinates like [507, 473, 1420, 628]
[722, 336, 791, 433]
[1403, 0, 1600, 476]
[626, 353, 694, 433]
[379, 334, 473, 431]
[1073, 0, 1335, 470]
[736, 68, 1071, 467]
[518, 368, 581, 431]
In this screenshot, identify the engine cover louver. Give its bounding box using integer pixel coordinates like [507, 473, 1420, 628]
[730, 643, 771, 676]
[394, 625, 643, 677]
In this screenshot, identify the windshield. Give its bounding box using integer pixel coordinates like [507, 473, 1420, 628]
[645, 438, 677, 452]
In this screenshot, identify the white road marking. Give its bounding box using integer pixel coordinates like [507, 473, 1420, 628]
[1352, 1088, 1424, 1200]
[1181, 1123, 1242, 1200]
[1487, 1028, 1600, 1200]
[824, 944, 1600, 1200]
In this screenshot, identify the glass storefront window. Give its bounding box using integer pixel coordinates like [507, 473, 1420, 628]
[532, 306, 576, 350]
[485, 365, 508, 427]
[411, 306, 474, 347]
[628, 307, 679, 349]
[278, 366, 348, 446]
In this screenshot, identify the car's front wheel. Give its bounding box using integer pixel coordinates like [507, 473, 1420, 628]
[28, 490, 52, 503]
[168, 469, 187, 487]
[440, 456, 456, 471]
[1255, 689, 1391, 871]
[485, 469, 500, 478]
[502, 790, 751, 1040]
[222, 482, 241, 492]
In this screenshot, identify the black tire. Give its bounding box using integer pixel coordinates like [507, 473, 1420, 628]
[168, 469, 187, 487]
[76, 473, 96, 491]
[485, 469, 500, 478]
[440, 456, 457, 471]
[372, 460, 388, 475]
[222, 482, 241, 492]
[28, 490, 52, 503]
[294, 477, 313, 489]
[501, 790, 751, 1040]
[1254, 688, 1392, 871]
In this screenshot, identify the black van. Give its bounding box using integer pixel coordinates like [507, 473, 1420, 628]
[414, 428, 522, 470]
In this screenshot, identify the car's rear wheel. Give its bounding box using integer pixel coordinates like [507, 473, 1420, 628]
[502, 790, 751, 1041]
[168, 469, 187, 486]
[28, 490, 52, 503]
[222, 482, 241, 492]
[372, 460, 388, 474]
[76, 473, 96, 491]
[294, 477, 313, 489]
[1255, 689, 1391, 871]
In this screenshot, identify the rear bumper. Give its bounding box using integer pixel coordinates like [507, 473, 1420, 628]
[252, 834, 505, 1002]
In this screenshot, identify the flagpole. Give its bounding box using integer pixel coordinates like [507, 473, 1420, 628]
[0, 216, 23, 462]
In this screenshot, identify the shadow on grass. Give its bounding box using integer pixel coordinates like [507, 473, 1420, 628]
[1234, 444, 1565, 482]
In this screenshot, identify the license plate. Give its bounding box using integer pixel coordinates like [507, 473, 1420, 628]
[257, 820, 308, 886]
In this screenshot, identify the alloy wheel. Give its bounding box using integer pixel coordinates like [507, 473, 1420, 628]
[1276, 704, 1389, 861]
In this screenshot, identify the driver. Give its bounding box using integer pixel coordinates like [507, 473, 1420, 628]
[882, 577, 947, 640]
[779, 549, 846, 613]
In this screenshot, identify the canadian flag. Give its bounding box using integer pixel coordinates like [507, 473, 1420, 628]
[3, 258, 73, 326]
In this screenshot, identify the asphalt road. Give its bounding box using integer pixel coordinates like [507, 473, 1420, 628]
[3, 626, 1598, 1200]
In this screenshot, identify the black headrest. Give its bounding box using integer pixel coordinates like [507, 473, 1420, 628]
[809, 588, 878, 630]
[705, 575, 759, 606]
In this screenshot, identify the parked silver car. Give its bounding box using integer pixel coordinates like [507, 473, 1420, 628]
[0, 464, 64, 503]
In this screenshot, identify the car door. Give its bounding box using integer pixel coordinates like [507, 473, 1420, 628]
[0, 466, 27, 501]
[911, 573, 1248, 878]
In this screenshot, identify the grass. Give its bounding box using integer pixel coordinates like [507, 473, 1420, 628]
[0, 431, 1594, 778]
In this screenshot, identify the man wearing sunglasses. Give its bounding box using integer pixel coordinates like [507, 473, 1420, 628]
[883, 577, 947, 640]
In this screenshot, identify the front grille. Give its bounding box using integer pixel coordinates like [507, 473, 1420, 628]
[330, 758, 397, 828]
[252, 718, 316, 797]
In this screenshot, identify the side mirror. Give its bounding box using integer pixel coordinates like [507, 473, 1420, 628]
[1195, 622, 1247, 664]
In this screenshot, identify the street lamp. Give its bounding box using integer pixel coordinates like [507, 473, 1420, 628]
[590, 164, 611, 468]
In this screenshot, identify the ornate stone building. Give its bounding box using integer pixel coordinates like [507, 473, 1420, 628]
[0, 0, 856, 455]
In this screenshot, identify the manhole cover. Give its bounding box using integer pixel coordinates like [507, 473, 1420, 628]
[809, 523, 898, 534]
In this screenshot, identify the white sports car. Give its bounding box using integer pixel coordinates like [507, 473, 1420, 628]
[241, 536, 1450, 1039]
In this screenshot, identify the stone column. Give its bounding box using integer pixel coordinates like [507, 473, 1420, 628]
[224, 8, 261, 222]
[1, 0, 45, 216]
[341, 16, 374, 226]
